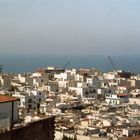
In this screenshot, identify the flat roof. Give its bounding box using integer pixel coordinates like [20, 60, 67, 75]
[117, 94, 128, 96]
[0, 94, 18, 103]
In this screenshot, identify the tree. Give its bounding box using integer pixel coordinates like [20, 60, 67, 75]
[62, 134, 69, 140]
[62, 134, 77, 140]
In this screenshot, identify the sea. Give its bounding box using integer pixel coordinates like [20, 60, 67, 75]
[0, 55, 140, 73]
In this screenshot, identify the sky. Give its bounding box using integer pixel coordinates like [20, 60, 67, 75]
[0, 0, 140, 57]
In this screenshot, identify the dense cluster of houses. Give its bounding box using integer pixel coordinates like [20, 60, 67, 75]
[0, 66, 140, 140]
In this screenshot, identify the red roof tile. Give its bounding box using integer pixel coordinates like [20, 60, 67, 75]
[117, 94, 128, 96]
[0, 94, 18, 103]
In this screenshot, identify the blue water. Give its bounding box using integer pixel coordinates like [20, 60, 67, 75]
[0, 55, 140, 73]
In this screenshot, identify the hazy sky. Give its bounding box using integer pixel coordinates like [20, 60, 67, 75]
[0, 0, 140, 56]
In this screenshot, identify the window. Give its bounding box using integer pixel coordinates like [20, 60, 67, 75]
[93, 90, 96, 93]
[28, 104, 32, 109]
[28, 98, 32, 103]
[39, 98, 41, 103]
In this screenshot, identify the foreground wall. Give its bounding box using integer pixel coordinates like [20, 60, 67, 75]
[119, 137, 140, 140]
[0, 116, 55, 140]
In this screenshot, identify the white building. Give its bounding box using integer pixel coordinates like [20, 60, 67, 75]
[103, 72, 117, 80]
[57, 81, 68, 88]
[75, 74, 84, 82]
[18, 74, 26, 83]
[129, 98, 140, 105]
[86, 77, 100, 87]
[68, 83, 97, 98]
[54, 73, 68, 81]
[13, 90, 45, 110]
[105, 93, 129, 105]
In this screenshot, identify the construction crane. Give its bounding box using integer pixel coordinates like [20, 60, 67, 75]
[63, 61, 70, 70]
[108, 56, 116, 71]
[0, 64, 3, 73]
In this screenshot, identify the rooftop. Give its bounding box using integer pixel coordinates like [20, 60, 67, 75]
[0, 94, 18, 103]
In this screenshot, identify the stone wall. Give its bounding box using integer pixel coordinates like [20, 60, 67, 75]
[0, 116, 55, 140]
